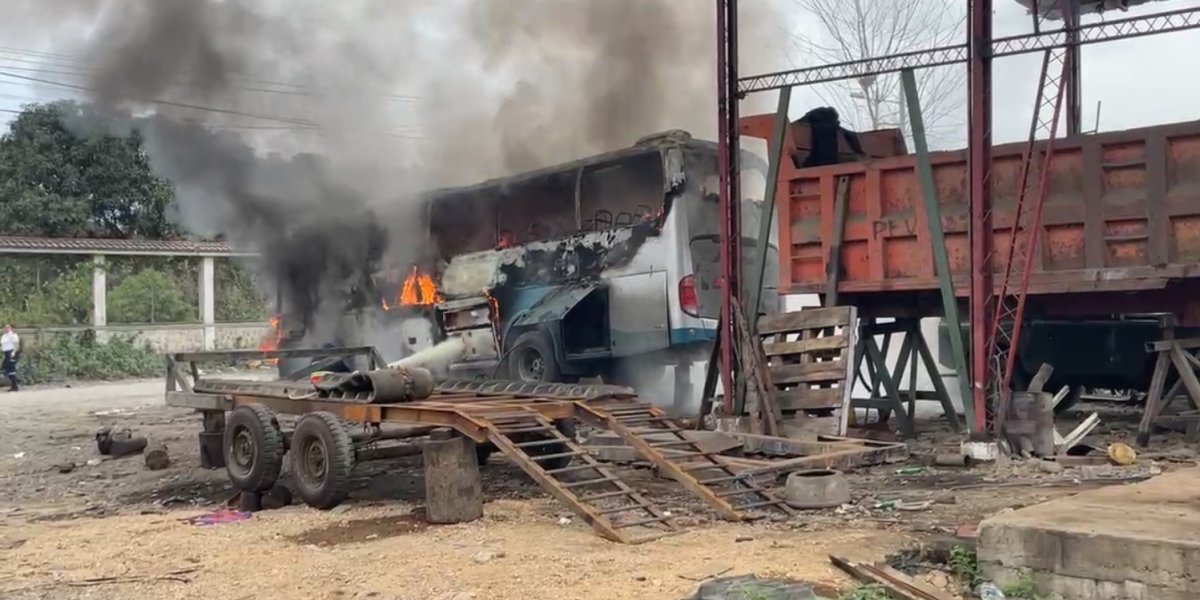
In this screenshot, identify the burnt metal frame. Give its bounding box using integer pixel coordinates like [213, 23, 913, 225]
[717, 1, 1200, 435]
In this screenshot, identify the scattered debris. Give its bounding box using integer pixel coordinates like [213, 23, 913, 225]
[683, 574, 822, 600]
[471, 550, 505, 564]
[831, 555, 958, 600]
[144, 441, 171, 470]
[1108, 442, 1137, 466]
[182, 510, 252, 526]
[784, 469, 850, 509]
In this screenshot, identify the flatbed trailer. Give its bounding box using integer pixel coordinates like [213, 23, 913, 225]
[164, 348, 908, 542]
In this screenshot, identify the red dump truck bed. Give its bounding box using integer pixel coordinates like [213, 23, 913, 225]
[763, 119, 1200, 318]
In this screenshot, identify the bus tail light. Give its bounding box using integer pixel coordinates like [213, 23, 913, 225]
[679, 274, 699, 317]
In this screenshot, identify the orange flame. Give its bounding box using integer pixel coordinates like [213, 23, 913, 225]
[259, 314, 283, 363]
[399, 266, 442, 306]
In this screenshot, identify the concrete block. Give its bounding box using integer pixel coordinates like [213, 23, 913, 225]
[978, 468, 1200, 600]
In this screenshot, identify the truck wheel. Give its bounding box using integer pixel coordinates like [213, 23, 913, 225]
[224, 405, 285, 492]
[506, 331, 561, 383]
[291, 412, 356, 510]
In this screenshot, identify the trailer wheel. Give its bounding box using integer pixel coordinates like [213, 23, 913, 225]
[291, 412, 356, 510]
[223, 404, 285, 492]
[506, 331, 561, 383]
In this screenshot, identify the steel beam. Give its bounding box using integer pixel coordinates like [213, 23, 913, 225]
[968, 0, 994, 436]
[737, 7, 1200, 92]
[716, 0, 742, 414]
[746, 86, 792, 330]
[901, 69, 973, 429]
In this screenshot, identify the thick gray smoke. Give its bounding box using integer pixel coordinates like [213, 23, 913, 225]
[16, 0, 789, 346]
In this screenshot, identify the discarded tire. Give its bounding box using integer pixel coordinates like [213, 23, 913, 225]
[223, 404, 285, 492]
[291, 411, 355, 510]
[783, 469, 850, 510]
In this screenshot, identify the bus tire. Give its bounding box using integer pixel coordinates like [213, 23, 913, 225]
[291, 412, 356, 510]
[506, 331, 561, 383]
[223, 405, 285, 493]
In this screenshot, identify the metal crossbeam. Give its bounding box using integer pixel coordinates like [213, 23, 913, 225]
[738, 7, 1200, 93]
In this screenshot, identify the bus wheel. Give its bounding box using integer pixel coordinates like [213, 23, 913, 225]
[506, 332, 560, 383]
[223, 404, 285, 492]
[291, 412, 355, 510]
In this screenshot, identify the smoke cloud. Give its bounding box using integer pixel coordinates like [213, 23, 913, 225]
[13, 0, 790, 346]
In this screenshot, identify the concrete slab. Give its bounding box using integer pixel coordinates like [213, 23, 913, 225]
[978, 468, 1200, 600]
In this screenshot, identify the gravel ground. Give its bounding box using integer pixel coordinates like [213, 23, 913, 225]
[0, 377, 1189, 600]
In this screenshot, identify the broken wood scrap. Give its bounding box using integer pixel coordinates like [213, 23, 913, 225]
[830, 555, 955, 600]
[733, 296, 783, 436]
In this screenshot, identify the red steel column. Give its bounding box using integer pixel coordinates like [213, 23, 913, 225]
[716, 0, 742, 413]
[968, 0, 994, 435]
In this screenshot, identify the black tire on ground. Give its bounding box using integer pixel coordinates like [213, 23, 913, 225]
[290, 412, 356, 510]
[223, 404, 286, 492]
[505, 331, 561, 383]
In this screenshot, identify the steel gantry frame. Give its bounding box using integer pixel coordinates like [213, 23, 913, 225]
[715, 0, 1200, 434]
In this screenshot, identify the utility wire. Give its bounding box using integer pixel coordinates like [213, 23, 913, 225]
[0, 46, 419, 103]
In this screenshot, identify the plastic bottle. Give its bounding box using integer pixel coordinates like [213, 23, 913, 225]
[977, 582, 1006, 599]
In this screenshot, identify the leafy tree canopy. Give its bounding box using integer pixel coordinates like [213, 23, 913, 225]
[0, 100, 181, 239]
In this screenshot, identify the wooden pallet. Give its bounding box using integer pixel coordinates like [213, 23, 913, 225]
[755, 306, 858, 435]
[577, 397, 795, 519]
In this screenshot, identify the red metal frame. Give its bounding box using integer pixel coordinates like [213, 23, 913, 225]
[717, 2, 1200, 434]
[716, 0, 742, 414]
[967, 0, 994, 435]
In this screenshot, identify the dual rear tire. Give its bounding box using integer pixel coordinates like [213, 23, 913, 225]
[223, 405, 354, 510]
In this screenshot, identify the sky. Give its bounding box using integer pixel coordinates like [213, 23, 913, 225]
[0, 0, 1198, 157]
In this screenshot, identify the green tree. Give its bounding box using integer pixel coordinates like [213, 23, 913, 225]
[0, 100, 180, 238]
[107, 268, 195, 323]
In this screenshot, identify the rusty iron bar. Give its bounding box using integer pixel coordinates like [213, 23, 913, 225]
[484, 412, 677, 544]
[736, 6, 1200, 92]
[716, 0, 743, 415]
[968, 0, 995, 436]
[576, 397, 795, 518]
[988, 16, 1073, 435]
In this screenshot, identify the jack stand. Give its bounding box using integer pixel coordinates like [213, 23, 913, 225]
[850, 318, 960, 439]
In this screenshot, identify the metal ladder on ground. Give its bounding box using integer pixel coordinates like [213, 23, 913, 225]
[478, 409, 678, 544]
[576, 397, 795, 520]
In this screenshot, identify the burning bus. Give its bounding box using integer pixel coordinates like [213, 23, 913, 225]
[270, 130, 780, 411]
[419, 130, 780, 406]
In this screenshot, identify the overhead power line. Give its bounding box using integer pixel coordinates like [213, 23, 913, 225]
[0, 45, 419, 103]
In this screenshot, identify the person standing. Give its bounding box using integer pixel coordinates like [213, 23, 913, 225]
[2, 324, 20, 391]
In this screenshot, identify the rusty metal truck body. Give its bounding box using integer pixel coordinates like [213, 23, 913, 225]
[748, 114, 1200, 404]
[770, 118, 1200, 320]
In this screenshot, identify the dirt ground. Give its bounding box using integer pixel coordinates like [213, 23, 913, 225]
[0, 378, 1191, 600]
